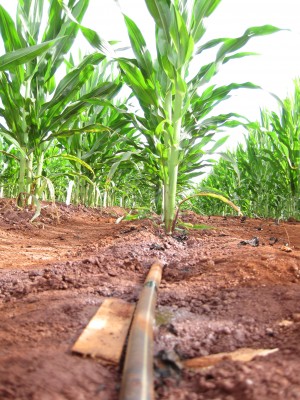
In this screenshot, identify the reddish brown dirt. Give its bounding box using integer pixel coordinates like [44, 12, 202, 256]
[0, 199, 300, 400]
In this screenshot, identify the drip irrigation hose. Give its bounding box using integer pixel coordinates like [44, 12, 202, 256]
[119, 260, 163, 400]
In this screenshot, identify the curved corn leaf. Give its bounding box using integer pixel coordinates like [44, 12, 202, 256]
[55, 0, 114, 56]
[45, 81, 122, 133]
[193, 25, 281, 86]
[118, 59, 158, 107]
[0, 5, 24, 52]
[0, 131, 27, 157]
[123, 15, 153, 78]
[80, 25, 114, 56]
[144, 0, 171, 40]
[52, 172, 95, 186]
[0, 150, 20, 161]
[206, 135, 229, 154]
[0, 38, 61, 71]
[197, 37, 227, 55]
[192, 0, 222, 42]
[42, 64, 94, 112]
[53, 124, 111, 138]
[197, 82, 260, 106]
[40, 53, 105, 118]
[107, 151, 138, 182]
[223, 52, 259, 64]
[216, 25, 282, 62]
[42, 0, 89, 78]
[47, 154, 95, 176]
[173, 190, 242, 231]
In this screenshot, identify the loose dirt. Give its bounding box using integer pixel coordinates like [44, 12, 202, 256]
[0, 199, 300, 400]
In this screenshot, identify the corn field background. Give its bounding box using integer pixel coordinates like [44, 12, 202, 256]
[193, 80, 300, 220]
[0, 0, 299, 231]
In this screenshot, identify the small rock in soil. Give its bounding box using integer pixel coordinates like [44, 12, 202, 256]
[239, 237, 259, 247]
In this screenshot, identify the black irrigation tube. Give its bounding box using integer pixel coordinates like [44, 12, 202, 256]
[119, 260, 163, 400]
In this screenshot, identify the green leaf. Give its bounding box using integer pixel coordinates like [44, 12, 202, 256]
[80, 25, 114, 56]
[53, 123, 111, 138]
[42, 0, 89, 78]
[0, 5, 24, 52]
[199, 82, 260, 105]
[192, 0, 223, 43]
[107, 151, 136, 182]
[217, 25, 281, 62]
[144, 0, 171, 39]
[0, 130, 27, 157]
[52, 172, 95, 186]
[48, 154, 95, 176]
[123, 15, 153, 78]
[223, 52, 259, 64]
[196, 37, 227, 55]
[0, 38, 61, 71]
[118, 59, 158, 107]
[41, 53, 104, 118]
[207, 135, 229, 153]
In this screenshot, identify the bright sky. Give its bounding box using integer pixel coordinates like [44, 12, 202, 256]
[1, 0, 300, 149]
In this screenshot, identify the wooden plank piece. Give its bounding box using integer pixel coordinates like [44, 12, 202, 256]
[72, 298, 135, 364]
[183, 347, 279, 369]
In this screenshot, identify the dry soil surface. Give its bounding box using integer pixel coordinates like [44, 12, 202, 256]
[0, 199, 300, 400]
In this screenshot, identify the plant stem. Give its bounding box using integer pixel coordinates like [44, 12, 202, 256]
[35, 152, 45, 195]
[18, 149, 27, 194]
[163, 84, 183, 234]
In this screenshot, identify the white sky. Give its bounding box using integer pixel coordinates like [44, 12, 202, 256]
[1, 0, 300, 149]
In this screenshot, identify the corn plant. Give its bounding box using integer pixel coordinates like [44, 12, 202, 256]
[0, 0, 121, 202]
[197, 79, 300, 219]
[0, 135, 19, 197]
[264, 80, 300, 215]
[111, 0, 280, 233]
[46, 55, 139, 207]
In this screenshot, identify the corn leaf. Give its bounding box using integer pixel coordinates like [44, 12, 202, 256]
[48, 154, 95, 176]
[0, 5, 24, 52]
[0, 39, 61, 71]
[107, 151, 137, 182]
[53, 124, 111, 138]
[0, 131, 27, 157]
[118, 59, 158, 107]
[216, 25, 282, 62]
[123, 15, 153, 78]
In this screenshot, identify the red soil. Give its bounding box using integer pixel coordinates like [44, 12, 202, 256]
[0, 199, 299, 400]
